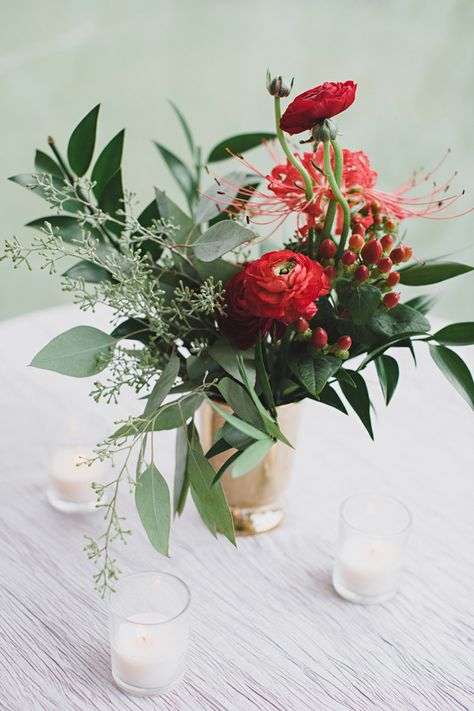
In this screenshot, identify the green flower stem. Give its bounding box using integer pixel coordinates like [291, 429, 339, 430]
[274, 98, 313, 201]
[323, 139, 351, 261]
[321, 140, 343, 241]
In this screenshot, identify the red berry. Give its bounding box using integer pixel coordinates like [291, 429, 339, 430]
[351, 223, 366, 237]
[373, 214, 383, 226]
[371, 199, 382, 213]
[337, 335, 352, 350]
[324, 265, 337, 281]
[296, 317, 309, 333]
[402, 246, 413, 262]
[319, 239, 337, 260]
[390, 246, 406, 264]
[386, 271, 400, 287]
[341, 250, 357, 266]
[349, 234, 365, 251]
[385, 217, 397, 232]
[361, 238, 383, 264]
[383, 292, 400, 308]
[380, 234, 394, 252]
[354, 264, 370, 282]
[311, 327, 328, 349]
[352, 213, 364, 224]
[377, 257, 393, 274]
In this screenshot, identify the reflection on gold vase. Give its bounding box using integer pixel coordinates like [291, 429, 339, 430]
[200, 400, 302, 536]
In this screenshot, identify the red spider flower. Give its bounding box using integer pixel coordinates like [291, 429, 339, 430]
[280, 81, 357, 135]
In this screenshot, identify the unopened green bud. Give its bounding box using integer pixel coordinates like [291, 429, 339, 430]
[266, 70, 294, 98]
[311, 118, 338, 143]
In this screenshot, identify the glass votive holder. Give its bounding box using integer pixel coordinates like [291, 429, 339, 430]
[332, 493, 412, 605]
[109, 571, 191, 697]
[47, 445, 106, 513]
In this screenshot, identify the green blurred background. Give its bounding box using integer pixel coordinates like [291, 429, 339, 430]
[1, 0, 473, 321]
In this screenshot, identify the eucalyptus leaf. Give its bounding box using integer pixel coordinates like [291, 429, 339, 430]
[26, 216, 90, 244]
[174, 426, 189, 515]
[30, 326, 116, 377]
[144, 353, 181, 417]
[62, 260, 113, 283]
[209, 337, 255, 383]
[135, 464, 171, 556]
[230, 438, 274, 479]
[195, 171, 255, 223]
[216, 377, 263, 428]
[67, 104, 100, 176]
[207, 132, 276, 162]
[155, 188, 199, 245]
[207, 399, 268, 441]
[429, 345, 474, 409]
[193, 221, 255, 262]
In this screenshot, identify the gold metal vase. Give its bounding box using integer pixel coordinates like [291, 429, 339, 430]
[200, 400, 302, 536]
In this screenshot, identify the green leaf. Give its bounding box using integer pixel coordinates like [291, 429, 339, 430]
[207, 399, 268, 441]
[216, 378, 263, 428]
[398, 261, 474, 286]
[255, 337, 276, 417]
[174, 426, 189, 515]
[193, 221, 255, 262]
[30, 325, 116, 377]
[375, 354, 399, 405]
[369, 304, 430, 340]
[206, 436, 232, 460]
[138, 199, 160, 227]
[289, 354, 341, 398]
[26, 216, 87, 244]
[187, 425, 235, 543]
[318, 384, 348, 414]
[9, 174, 81, 213]
[230, 438, 274, 479]
[63, 260, 113, 283]
[67, 104, 100, 176]
[211, 450, 242, 485]
[154, 141, 195, 208]
[154, 188, 199, 245]
[99, 169, 124, 228]
[111, 318, 150, 345]
[207, 132, 276, 162]
[334, 369, 356, 388]
[429, 345, 474, 409]
[191, 487, 216, 536]
[340, 371, 374, 439]
[169, 101, 195, 157]
[34, 149, 62, 177]
[192, 256, 240, 284]
[144, 354, 181, 417]
[113, 393, 204, 439]
[135, 464, 171, 555]
[348, 284, 382, 325]
[405, 294, 437, 315]
[221, 422, 253, 451]
[195, 171, 256, 223]
[431, 322, 474, 346]
[209, 337, 255, 384]
[91, 129, 125, 200]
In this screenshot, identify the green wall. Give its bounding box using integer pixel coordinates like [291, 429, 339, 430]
[1, 0, 473, 321]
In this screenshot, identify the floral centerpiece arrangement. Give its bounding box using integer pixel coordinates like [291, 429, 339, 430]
[4, 74, 473, 594]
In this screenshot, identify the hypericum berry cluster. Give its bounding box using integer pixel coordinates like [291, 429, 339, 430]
[318, 201, 413, 309]
[295, 320, 352, 360]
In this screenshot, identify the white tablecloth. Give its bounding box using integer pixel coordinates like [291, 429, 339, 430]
[0, 305, 473, 710]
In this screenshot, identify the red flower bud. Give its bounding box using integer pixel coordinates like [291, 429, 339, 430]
[341, 250, 357, 266]
[402, 246, 413, 262]
[354, 264, 370, 282]
[390, 246, 405, 264]
[380, 234, 394, 252]
[311, 327, 328, 349]
[383, 292, 400, 308]
[324, 265, 337, 281]
[384, 217, 397, 232]
[361, 238, 383, 264]
[351, 223, 366, 237]
[377, 257, 393, 274]
[296, 317, 309, 333]
[386, 271, 400, 287]
[337, 335, 352, 350]
[349, 234, 365, 251]
[319, 239, 337, 260]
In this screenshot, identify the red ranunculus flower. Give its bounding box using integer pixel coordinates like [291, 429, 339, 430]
[244, 250, 329, 325]
[280, 81, 357, 135]
[217, 270, 277, 350]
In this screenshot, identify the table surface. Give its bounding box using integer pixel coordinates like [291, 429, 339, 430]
[1, 305, 473, 711]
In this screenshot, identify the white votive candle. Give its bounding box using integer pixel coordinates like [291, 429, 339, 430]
[109, 572, 191, 697]
[48, 446, 105, 512]
[332, 493, 412, 604]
